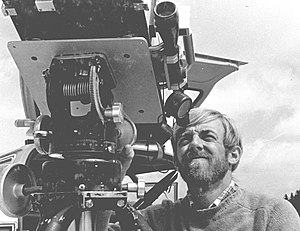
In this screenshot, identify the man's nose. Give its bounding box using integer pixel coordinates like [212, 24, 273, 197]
[189, 134, 204, 151]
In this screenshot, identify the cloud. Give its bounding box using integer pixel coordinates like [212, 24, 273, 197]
[0, 120, 28, 153]
[274, 110, 300, 137]
[0, 52, 26, 152]
[201, 49, 300, 133]
[0, 16, 19, 59]
[192, 0, 300, 122]
[0, 57, 23, 117]
[0, 58, 27, 152]
[236, 165, 300, 198]
[240, 139, 265, 165]
[241, 139, 300, 169]
[235, 136, 300, 197]
[188, 0, 300, 61]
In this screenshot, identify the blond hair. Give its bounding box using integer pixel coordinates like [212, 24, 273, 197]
[174, 107, 243, 171]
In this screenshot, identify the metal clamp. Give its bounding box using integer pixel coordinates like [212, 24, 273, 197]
[80, 191, 127, 210]
[122, 177, 145, 198]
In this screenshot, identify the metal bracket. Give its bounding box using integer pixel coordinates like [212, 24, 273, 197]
[1, 3, 17, 16]
[35, 0, 56, 12]
[81, 191, 127, 210]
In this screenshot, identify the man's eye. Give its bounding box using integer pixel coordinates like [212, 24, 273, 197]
[178, 135, 191, 145]
[203, 135, 216, 141]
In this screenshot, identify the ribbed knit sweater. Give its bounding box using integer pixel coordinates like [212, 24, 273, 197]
[140, 186, 300, 231]
[108, 186, 300, 230]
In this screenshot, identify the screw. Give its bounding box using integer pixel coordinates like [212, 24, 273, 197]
[85, 199, 94, 209]
[117, 199, 126, 208]
[78, 184, 86, 191]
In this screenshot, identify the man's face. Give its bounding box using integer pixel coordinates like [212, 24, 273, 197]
[176, 119, 230, 188]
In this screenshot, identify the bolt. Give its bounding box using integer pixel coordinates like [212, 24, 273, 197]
[117, 199, 126, 208]
[85, 199, 94, 209]
[78, 184, 86, 191]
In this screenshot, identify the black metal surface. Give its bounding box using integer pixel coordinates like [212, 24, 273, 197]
[46, 54, 116, 154]
[3, 0, 150, 42]
[136, 123, 172, 145]
[128, 156, 175, 175]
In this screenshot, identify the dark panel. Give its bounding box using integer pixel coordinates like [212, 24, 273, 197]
[3, 0, 149, 42]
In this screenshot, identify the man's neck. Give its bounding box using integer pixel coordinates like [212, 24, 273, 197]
[187, 171, 232, 209]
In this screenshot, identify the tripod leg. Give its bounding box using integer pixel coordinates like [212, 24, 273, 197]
[94, 210, 114, 231]
[78, 211, 93, 230]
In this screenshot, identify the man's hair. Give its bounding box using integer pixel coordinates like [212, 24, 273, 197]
[173, 107, 243, 171]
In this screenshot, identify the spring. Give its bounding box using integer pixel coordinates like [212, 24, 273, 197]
[62, 82, 89, 97]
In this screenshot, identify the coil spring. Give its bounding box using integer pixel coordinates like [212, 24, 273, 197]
[62, 82, 89, 97]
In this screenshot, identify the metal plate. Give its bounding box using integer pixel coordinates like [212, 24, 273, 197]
[3, 0, 149, 41]
[187, 53, 247, 107]
[0, 164, 36, 217]
[8, 37, 163, 124]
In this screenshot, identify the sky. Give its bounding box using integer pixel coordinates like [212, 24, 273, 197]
[0, 0, 300, 202]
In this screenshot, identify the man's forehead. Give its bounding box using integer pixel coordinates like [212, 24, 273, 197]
[183, 119, 224, 134]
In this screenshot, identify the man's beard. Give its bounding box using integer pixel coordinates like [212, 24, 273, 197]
[178, 151, 230, 190]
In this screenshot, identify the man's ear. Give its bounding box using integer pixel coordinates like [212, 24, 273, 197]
[227, 146, 242, 166]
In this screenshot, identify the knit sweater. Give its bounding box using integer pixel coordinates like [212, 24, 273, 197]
[140, 186, 300, 231]
[108, 186, 300, 230]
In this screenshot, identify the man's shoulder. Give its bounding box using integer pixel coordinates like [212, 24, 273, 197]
[236, 188, 296, 213]
[235, 188, 300, 229]
[138, 199, 183, 230]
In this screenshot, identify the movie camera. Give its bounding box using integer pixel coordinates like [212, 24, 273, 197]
[0, 0, 245, 230]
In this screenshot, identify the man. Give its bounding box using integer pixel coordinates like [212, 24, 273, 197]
[101, 107, 300, 230]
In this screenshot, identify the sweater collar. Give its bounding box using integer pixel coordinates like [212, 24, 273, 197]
[186, 180, 238, 211]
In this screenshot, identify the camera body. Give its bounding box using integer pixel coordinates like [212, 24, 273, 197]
[0, 0, 245, 229]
